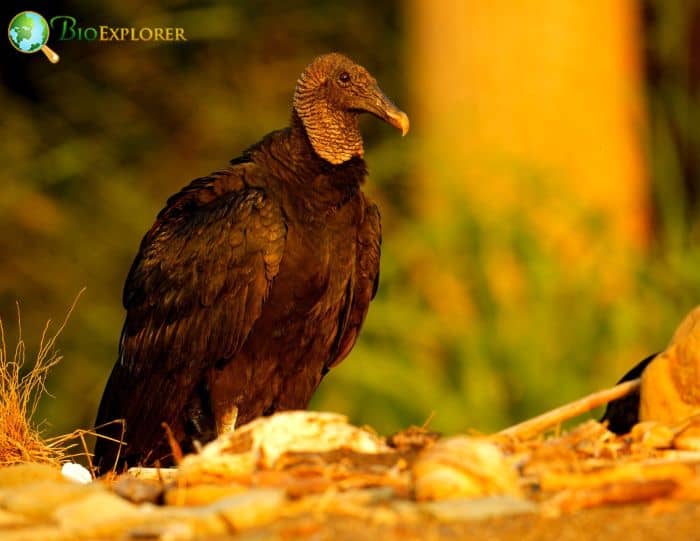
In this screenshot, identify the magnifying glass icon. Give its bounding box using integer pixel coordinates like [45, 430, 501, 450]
[8, 11, 60, 64]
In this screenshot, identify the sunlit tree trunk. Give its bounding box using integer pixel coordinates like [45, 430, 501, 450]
[407, 0, 648, 282]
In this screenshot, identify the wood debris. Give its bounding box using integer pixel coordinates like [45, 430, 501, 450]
[6, 305, 700, 537]
[166, 407, 700, 520]
[2, 410, 700, 538]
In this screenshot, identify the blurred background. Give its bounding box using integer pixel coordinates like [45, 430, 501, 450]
[2, 0, 700, 440]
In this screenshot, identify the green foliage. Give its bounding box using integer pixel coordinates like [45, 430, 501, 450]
[1, 0, 699, 439]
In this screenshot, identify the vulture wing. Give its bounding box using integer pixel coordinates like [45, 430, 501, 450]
[94, 172, 287, 468]
[326, 199, 381, 371]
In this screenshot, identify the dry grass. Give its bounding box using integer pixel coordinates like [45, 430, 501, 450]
[0, 291, 84, 466]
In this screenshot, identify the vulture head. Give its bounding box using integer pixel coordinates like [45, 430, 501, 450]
[293, 53, 410, 165]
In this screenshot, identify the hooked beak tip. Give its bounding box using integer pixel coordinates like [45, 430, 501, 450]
[388, 110, 410, 137]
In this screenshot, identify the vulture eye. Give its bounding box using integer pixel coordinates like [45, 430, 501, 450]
[338, 71, 351, 84]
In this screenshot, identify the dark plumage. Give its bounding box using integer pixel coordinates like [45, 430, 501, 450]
[601, 353, 658, 434]
[93, 53, 409, 472]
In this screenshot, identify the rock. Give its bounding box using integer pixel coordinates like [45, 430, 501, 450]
[629, 421, 675, 449]
[317, 487, 403, 525]
[53, 490, 142, 526]
[222, 411, 388, 465]
[640, 306, 700, 425]
[53, 491, 153, 538]
[209, 488, 286, 530]
[165, 482, 249, 506]
[156, 506, 231, 537]
[178, 411, 391, 483]
[0, 525, 65, 541]
[177, 453, 256, 485]
[128, 491, 285, 537]
[0, 508, 30, 527]
[413, 437, 521, 501]
[420, 496, 538, 521]
[674, 422, 700, 451]
[0, 480, 100, 520]
[0, 464, 62, 487]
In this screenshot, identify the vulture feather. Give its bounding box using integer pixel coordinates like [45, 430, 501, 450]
[601, 353, 658, 434]
[93, 53, 409, 472]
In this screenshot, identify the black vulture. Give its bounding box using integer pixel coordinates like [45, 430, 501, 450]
[94, 53, 409, 472]
[600, 353, 657, 434]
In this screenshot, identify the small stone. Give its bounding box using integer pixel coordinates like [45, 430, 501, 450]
[61, 462, 92, 484]
[336, 487, 396, 506]
[127, 466, 179, 483]
[113, 474, 164, 504]
[127, 521, 195, 540]
[387, 426, 441, 451]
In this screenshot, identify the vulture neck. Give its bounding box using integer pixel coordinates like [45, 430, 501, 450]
[291, 107, 363, 165]
[251, 112, 366, 216]
[247, 112, 367, 205]
[287, 112, 366, 177]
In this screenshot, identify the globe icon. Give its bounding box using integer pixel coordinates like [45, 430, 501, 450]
[8, 11, 59, 63]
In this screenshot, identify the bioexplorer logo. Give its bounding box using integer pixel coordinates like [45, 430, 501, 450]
[50, 16, 187, 43]
[8, 11, 187, 64]
[8, 11, 60, 63]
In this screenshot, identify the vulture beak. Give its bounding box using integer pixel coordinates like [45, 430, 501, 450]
[363, 85, 410, 136]
[386, 107, 411, 137]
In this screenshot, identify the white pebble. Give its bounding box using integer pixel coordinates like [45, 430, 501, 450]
[61, 462, 92, 484]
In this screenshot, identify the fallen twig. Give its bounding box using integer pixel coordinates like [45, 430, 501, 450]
[499, 378, 641, 440]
